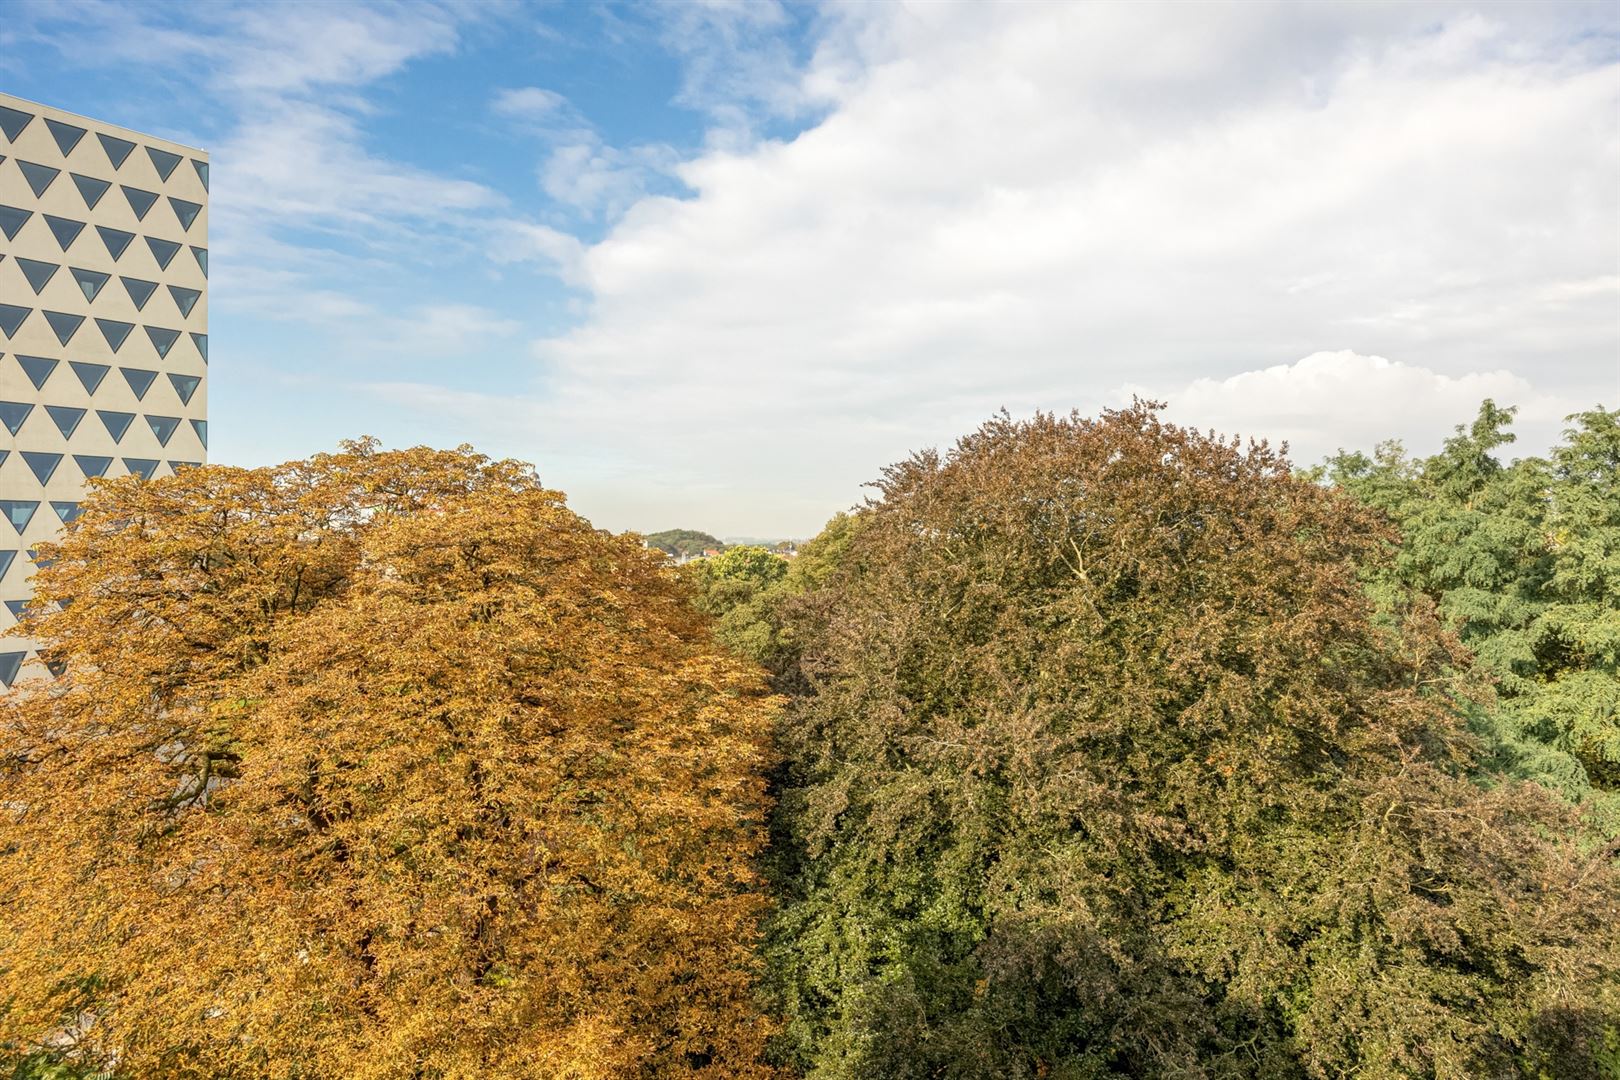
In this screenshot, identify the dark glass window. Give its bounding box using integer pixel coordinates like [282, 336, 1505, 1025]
[27, 549, 51, 568]
[0, 204, 32, 240]
[0, 401, 33, 435]
[168, 197, 202, 232]
[4, 600, 26, 619]
[120, 185, 158, 220]
[190, 246, 207, 277]
[97, 410, 135, 442]
[15, 257, 59, 294]
[122, 457, 159, 480]
[168, 373, 201, 404]
[192, 159, 209, 191]
[190, 332, 207, 362]
[70, 361, 110, 393]
[0, 304, 30, 339]
[146, 237, 181, 269]
[45, 405, 86, 438]
[73, 455, 113, 478]
[70, 172, 111, 209]
[43, 310, 85, 346]
[168, 285, 201, 317]
[0, 550, 14, 580]
[17, 160, 60, 197]
[43, 215, 86, 251]
[0, 106, 34, 143]
[144, 326, 180, 359]
[190, 418, 207, 449]
[146, 146, 182, 181]
[44, 118, 86, 156]
[51, 502, 82, 524]
[96, 225, 135, 260]
[120, 367, 158, 399]
[21, 452, 62, 485]
[0, 650, 25, 688]
[146, 415, 180, 446]
[121, 277, 158, 310]
[0, 500, 39, 534]
[14, 355, 57, 390]
[70, 267, 109, 301]
[95, 318, 135, 352]
[97, 133, 135, 168]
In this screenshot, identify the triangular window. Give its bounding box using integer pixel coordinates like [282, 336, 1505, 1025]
[0, 204, 32, 240]
[71, 267, 110, 302]
[95, 318, 135, 352]
[146, 237, 181, 269]
[0, 401, 33, 435]
[190, 418, 207, 449]
[3, 600, 27, 620]
[70, 361, 110, 394]
[98, 133, 135, 168]
[0, 304, 31, 339]
[21, 452, 62, 485]
[121, 277, 158, 310]
[192, 159, 209, 191]
[0, 651, 25, 689]
[190, 332, 208, 362]
[14, 355, 58, 390]
[15, 257, 59, 294]
[168, 197, 202, 232]
[146, 415, 181, 446]
[43, 215, 86, 251]
[44, 118, 86, 156]
[45, 405, 86, 438]
[97, 410, 135, 442]
[0, 105, 34, 143]
[27, 549, 52, 569]
[0, 500, 39, 534]
[51, 502, 82, 524]
[17, 160, 60, 197]
[145, 326, 180, 359]
[45, 659, 66, 679]
[43, 311, 85, 346]
[147, 146, 182, 181]
[169, 285, 201, 317]
[120, 368, 158, 399]
[121, 185, 158, 220]
[123, 458, 159, 480]
[70, 173, 111, 209]
[168, 373, 201, 405]
[0, 550, 14, 580]
[74, 455, 113, 478]
[191, 246, 207, 277]
[97, 225, 135, 260]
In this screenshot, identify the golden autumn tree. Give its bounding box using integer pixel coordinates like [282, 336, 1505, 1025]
[0, 441, 780, 1079]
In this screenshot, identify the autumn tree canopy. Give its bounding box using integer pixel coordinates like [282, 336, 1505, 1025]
[0, 441, 779, 1079]
[762, 406, 1620, 1078]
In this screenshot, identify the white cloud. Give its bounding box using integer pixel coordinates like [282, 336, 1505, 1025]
[492, 86, 569, 118]
[487, 2, 1619, 535]
[1125, 351, 1582, 466]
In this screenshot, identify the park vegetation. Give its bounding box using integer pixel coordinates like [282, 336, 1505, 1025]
[3, 404, 1617, 1078]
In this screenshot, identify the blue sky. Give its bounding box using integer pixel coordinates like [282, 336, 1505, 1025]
[3, 1, 1616, 536]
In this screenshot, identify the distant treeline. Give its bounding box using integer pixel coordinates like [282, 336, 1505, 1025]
[3, 404, 1616, 1079]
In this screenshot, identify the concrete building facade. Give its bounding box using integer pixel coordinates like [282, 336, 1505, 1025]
[0, 93, 208, 688]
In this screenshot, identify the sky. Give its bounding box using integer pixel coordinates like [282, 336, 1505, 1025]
[2, 0, 1616, 538]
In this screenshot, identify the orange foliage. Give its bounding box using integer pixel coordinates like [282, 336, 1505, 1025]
[0, 441, 780, 1078]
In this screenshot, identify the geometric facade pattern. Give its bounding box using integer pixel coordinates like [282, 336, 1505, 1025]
[0, 92, 207, 688]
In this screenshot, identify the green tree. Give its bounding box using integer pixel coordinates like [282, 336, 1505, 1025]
[645, 529, 726, 558]
[764, 406, 1619, 1078]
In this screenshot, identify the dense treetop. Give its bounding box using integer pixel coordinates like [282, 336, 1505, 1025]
[645, 529, 726, 557]
[0, 441, 779, 1079]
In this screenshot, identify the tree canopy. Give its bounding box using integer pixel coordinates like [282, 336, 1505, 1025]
[0, 441, 780, 1079]
[762, 405, 1620, 1078]
[645, 529, 726, 558]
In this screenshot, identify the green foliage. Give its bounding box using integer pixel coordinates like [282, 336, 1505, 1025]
[762, 405, 1620, 1078]
[644, 528, 726, 557]
[1320, 402, 1620, 811]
